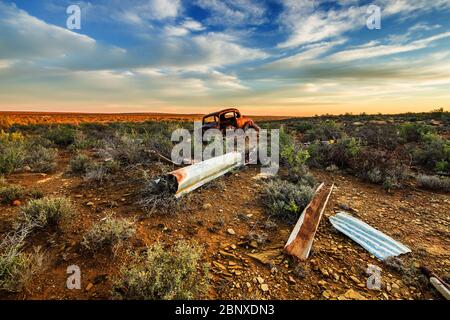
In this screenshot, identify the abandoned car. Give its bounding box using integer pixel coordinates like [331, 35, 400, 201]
[201, 108, 260, 134]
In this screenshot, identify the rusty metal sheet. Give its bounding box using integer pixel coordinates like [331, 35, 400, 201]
[284, 183, 334, 260]
[168, 151, 243, 198]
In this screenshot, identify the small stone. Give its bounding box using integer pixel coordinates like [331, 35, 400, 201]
[257, 276, 265, 284]
[227, 228, 236, 235]
[320, 268, 329, 277]
[202, 203, 212, 209]
[288, 276, 296, 284]
[249, 240, 258, 249]
[230, 244, 237, 250]
[86, 202, 94, 207]
[391, 283, 400, 291]
[322, 290, 332, 299]
[23, 166, 31, 172]
[343, 289, 366, 300]
[85, 283, 94, 291]
[260, 284, 269, 292]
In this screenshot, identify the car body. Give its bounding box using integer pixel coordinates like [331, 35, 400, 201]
[201, 108, 260, 134]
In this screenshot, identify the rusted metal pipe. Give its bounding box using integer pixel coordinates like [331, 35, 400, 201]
[168, 152, 243, 198]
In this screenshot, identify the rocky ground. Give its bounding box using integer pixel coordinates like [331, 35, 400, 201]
[0, 151, 449, 300]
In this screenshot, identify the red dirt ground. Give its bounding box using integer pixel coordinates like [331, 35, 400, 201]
[0, 151, 449, 300]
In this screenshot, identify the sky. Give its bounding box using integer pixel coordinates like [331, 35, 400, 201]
[0, 0, 449, 116]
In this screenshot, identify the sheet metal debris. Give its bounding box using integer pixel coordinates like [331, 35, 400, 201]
[421, 267, 450, 300]
[285, 183, 334, 260]
[329, 212, 411, 260]
[168, 151, 243, 198]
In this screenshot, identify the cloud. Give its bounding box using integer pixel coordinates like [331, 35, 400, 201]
[277, 1, 364, 48]
[277, 0, 450, 49]
[195, 0, 266, 26]
[330, 32, 450, 62]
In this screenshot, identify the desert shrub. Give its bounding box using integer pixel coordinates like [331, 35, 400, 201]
[139, 173, 179, 215]
[0, 116, 12, 131]
[416, 175, 450, 192]
[25, 145, 57, 173]
[279, 127, 315, 185]
[81, 215, 135, 253]
[303, 121, 343, 142]
[399, 123, 434, 143]
[292, 121, 313, 133]
[307, 142, 332, 168]
[327, 137, 361, 168]
[307, 137, 361, 169]
[261, 179, 314, 223]
[367, 168, 383, 184]
[143, 122, 179, 157]
[0, 131, 26, 175]
[113, 241, 208, 300]
[0, 184, 25, 204]
[0, 241, 36, 293]
[69, 153, 93, 174]
[107, 132, 148, 166]
[83, 160, 120, 184]
[17, 197, 74, 229]
[45, 126, 76, 147]
[413, 133, 450, 173]
[354, 124, 400, 150]
[69, 130, 95, 150]
[28, 188, 44, 199]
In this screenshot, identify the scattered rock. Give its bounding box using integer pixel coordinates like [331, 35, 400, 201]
[257, 276, 265, 284]
[86, 202, 94, 207]
[322, 290, 332, 299]
[85, 283, 94, 291]
[227, 228, 236, 235]
[203, 203, 212, 209]
[342, 289, 366, 300]
[260, 283, 269, 292]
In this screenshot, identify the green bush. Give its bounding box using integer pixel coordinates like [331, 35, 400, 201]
[84, 160, 120, 184]
[107, 132, 147, 166]
[113, 241, 208, 300]
[0, 242, 36, 293]
[303, 121, 343, 142]
[416, 175, 450, 192]
[81, 215, 135, 253]
[399, 123, 434, 143]
[261, 179, 314, 223]
[25, 145, 57, 173]
[328, 137, 361, 168]
[0, 132, 26, 175]
[0, 184, 24, 204]
[307, 137, 361, 169]
[413, 133, 450, 173]
[17, 197, 74, 229]
[45, 126, 76, 147]
[69, 153, 93, 174]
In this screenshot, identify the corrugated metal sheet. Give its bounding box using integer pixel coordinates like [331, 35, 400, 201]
[329, 212, 411, 260]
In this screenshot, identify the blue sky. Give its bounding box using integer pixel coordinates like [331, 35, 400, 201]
[0, 0, 449, 115]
